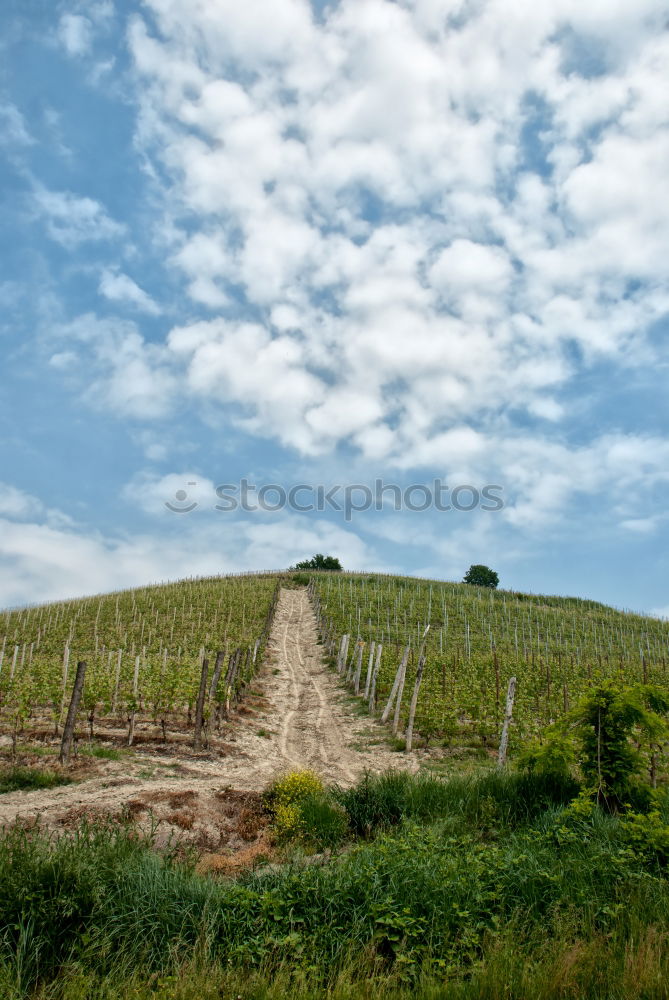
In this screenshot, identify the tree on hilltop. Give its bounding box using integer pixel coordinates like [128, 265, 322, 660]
[464, 564, 499, 589]
[292, 554, 343, 571]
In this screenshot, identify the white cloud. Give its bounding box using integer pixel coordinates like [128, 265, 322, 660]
[649, 605, 669, 620]
[33, 187, 124, 247]
[0, 483, 44, 521]
[0, 482, 376, 608]
[121, 0, 669, 469]
[168, 318, 325, 452]
[123, 472, 217, 515]
[57, 14, 93, 56]
[51, 314, 177, 419]
[99, 269, 162, 315]
[620, 516, 662, 534]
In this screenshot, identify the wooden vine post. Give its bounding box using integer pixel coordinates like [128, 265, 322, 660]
[208, 648, 227, 702]
[57, 643, 70, 734]
[127, 654, 140, 746]
[497, 676, 517, 768]
[363, 641, 376, 698]
[404, 652, 426, 753]
[59, 660, 86, 765]
[352, 641, 365, 693]
[380, 645, 410, 724]
[403, 625, 430, 750]
[368, 643, 383, 713]
[337, 634, 349, 674]
[194, 657, 209, 748]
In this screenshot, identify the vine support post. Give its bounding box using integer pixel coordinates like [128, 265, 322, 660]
[352, 641, 364, 692]
[497, 676, 517, 769]
[59, 660, 86, 765]
[127, 654, 140, 746]
[57, 643, 70, 733]
[194, 656, 209, 749]
[368, 643, 382, 714]
[363, 641, 376, 698]
[381, 645, 409, 724]
[405, 652, 426, 752]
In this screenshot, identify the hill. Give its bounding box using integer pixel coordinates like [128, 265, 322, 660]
[1, 570, 668, 755]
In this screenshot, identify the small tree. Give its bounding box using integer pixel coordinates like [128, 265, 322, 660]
[521, 682, 669, 813]
[464, 564, 499, 589]
[292, 554, 343, 571]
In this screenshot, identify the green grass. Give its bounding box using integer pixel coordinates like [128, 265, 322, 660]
[2, 770, 669, 998]
[0, 766, 70, 794]
[334, 768, 580, 836]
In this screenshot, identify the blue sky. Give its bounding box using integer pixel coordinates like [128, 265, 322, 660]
[1, 0, 669, 613]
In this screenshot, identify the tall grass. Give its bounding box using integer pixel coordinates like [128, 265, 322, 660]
[0, 766, 70, 794]
[335, 768, 580, 835]
[0, 771, 668, 998]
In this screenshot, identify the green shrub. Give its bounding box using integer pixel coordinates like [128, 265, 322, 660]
[520, 682, 669, 812]
[267, 769, 324, 808]
[267, 770, 347, 849]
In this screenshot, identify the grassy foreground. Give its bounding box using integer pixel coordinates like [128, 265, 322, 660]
[1, 770, 669, 999]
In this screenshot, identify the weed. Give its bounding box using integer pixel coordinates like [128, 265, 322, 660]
[0, 766, 70, 794]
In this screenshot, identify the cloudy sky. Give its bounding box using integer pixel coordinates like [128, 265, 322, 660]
[1, 0, 668, 612]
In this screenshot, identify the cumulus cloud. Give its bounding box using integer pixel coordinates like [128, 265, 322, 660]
[0, 483, 44, 521]
[119, 0, 669, 473]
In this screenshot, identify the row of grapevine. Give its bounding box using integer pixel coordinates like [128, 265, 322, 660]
[309, 573, 669, 753]
[0, 574, 280, 747]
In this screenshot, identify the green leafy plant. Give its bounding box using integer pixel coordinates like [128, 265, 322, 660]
[521, 682, 669, 812]
[265, 770, 348, 849]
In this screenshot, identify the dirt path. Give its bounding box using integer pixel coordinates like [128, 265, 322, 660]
[0, 587, 421, 835]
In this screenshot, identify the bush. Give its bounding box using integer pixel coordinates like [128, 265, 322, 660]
[2, 772, 669, 995]
[520, 682, 669, 812]
[298, 795, 349, 850]
[267, 770, 348, 850]
[267, 770, 324, 808]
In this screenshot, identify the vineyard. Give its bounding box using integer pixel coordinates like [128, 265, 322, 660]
[2, 570, 669, 764]
[0, 574, 279, 748]
[310, 573, 669, 758]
